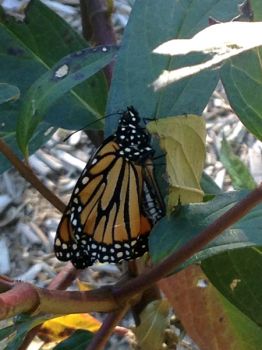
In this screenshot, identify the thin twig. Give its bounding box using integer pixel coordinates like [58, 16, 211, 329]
[0, 138, 65, 213]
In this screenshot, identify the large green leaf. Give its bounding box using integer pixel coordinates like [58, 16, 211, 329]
[220, 47, 262, 141]
[16, 45, 117, 155]
[0, 0, 107, 124]
[0, 0, 108, 172]
[149, 190, 262, 264]
[106, 0, 242, 134]
[202, 247, 262, 327]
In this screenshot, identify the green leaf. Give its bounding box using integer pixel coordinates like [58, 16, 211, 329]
[0, 325, 15, 340]
[106, 0, 242, 134]
[149, 190, 262, 265]
[0, 0, 108, 172]
[53, 330, 93, 350]
[220, 290, 262, 350]
[220, 48, 262, 141]
[0, 83, 20, 104]
[250, 0, 262, 20]
[1, 314, 52, 350]
[220, 137, 256, 190]
[16, 45, 117, 155]
[200, 172, 222, 196]
[202, 247, 262, 327]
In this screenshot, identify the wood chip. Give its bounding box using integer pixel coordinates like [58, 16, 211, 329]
[0, 238, 10, 274]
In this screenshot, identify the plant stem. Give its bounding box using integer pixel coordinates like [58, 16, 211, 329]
[18, 263, 78, 350]
[86, 305, 130, 350]
[80, 0, 116, 84]
[0, 138, 65, 213]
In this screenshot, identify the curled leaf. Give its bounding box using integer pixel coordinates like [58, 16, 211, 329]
[147, 115, 206, 213]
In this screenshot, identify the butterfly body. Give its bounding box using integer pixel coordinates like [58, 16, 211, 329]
[54, 106, 164, 268]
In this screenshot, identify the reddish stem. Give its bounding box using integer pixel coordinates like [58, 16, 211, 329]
[80, 0, 116, 84]
[19, 263, 78, 350]
[86, 305, 130, 350]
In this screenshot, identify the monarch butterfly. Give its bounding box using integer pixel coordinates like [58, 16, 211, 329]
[54, 106, 164, 268]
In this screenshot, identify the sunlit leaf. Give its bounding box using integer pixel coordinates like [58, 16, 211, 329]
[106, 0, 242, 133]
[39, 314, 101, 343]
[152, 22, 262, 89]
[147, 115, 206, 213]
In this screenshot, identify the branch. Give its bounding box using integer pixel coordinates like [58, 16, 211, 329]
[0, 282, 40, 319]
[0, 138, 65, 213]
[19, 263, 79, 350]
[0, 277, 118, 320]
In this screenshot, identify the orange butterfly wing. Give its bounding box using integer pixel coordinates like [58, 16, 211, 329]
[54, 139, 153, 268]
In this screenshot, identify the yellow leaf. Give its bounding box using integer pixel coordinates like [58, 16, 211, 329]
[134, 299, 170, 350]
[147, 115, 206, 213]
[39, 313, 101, 343]
[76, 278, 93, 291]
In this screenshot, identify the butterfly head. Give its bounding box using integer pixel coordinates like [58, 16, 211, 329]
[115, 106, 154, 162]
[118, 106, 141, 126]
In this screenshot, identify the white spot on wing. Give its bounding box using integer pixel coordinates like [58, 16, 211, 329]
[82, 177, 89, 184]
[55, 238, 61, 246]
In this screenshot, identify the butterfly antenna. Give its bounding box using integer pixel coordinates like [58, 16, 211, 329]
[63, 111, 122, 142]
